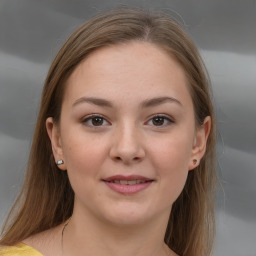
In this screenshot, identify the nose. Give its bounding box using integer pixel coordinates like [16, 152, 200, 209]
[109, 123, 146, 165]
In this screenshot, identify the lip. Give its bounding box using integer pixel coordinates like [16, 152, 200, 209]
[102, 175, 154, 194]
[103, 175, 153, 182]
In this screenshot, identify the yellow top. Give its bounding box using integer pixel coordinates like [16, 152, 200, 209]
[0, 243, 43, 256]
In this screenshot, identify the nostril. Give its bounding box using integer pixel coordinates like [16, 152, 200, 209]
[109, 144, 146, 164]
[114, 156, 141, 163]
[115, 156, 122, 161]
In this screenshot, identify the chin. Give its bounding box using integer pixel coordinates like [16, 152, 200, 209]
[99, 203, 156, 227]
[106, 214, 150, 227]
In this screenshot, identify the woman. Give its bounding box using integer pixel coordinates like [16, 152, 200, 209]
[0, 8, 216, 256]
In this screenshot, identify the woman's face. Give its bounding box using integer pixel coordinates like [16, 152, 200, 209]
[47, 41, 209, 226]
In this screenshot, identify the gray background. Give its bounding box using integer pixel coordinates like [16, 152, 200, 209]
[0, 0, 255, 255]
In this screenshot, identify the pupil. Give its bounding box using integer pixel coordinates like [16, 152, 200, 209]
[153, 117, 164, 126]
[92, 117, 103, 126]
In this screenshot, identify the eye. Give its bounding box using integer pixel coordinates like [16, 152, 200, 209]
[147, 115, 174, 127]
[82, 115, 110, 127]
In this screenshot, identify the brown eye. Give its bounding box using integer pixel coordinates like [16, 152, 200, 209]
[91, 117, 104, 126]
[152, 117, 165, 126]
[82, 115, 110, 127]
[147, 115, 174, 127]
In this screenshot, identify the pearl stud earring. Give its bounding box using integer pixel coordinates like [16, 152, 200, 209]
[57, 160, 64, 165]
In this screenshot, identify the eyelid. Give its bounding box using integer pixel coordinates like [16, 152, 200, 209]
[146, 114, 175, 127]
[81, 114, 111, 127]
[81, 113, 175, 128]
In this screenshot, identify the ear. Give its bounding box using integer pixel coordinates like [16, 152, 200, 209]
[46, 117, 67, 171]
[188, 116, 211, 170]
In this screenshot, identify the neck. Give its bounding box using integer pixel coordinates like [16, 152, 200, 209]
[63, 205, 174, 256]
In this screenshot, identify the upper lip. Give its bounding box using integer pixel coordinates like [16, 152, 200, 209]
[103, 175, 154, 182]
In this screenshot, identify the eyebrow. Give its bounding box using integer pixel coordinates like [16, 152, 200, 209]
[141, 96, 182, 108]
[72, 96, 182, 108]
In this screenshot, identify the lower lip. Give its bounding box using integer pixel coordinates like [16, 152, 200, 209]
[104, 181, 153, 194]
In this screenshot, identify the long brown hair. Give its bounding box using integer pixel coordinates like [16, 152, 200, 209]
[0, 8, 216, 256]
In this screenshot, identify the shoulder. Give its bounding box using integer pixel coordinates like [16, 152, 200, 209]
[22, 224, 63, 256]
[0, 224, 63, 256]
[0, 243, 43, 256]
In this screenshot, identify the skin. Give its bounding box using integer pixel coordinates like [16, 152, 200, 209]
[25, 41, 210, 256]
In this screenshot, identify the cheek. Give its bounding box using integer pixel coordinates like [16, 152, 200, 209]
[61, 131, 108, 178]
[61, 134, 109, 203]
[151, 132, 193, 171]
[149, 134, 193, 199]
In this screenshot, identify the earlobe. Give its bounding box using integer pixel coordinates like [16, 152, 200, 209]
[188, 116, 211, 170]
[46, 117, 66, 171]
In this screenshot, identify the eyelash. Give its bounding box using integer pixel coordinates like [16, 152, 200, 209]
[147, 114, 174, 127]
[81, 114, 174, 128]
[82, 114, 110, 127]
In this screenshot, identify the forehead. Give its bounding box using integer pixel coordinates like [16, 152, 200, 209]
[64, 41, 192, 109]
